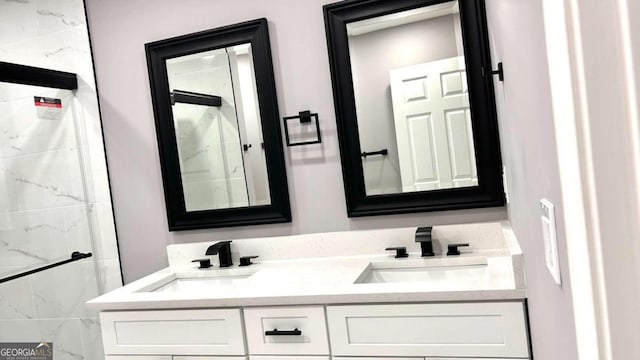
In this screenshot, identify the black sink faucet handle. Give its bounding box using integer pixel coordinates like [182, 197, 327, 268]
[447, 243, 470, 256]
[191, 258, 212, 269]
[385, 247, 409, 258]
[205, 241, 233, 267]
[239, 256, 259, 266]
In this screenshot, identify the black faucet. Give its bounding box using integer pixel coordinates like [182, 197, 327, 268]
[415, 227, 435, 257]
[205, 241, 233, 267]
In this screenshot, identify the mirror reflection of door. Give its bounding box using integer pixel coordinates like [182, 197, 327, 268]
[165, 44, 270, 212]
[347, 0, 477, 195]
[390, 56, 477, 192]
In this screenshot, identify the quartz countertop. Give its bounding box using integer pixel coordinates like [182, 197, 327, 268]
[88, 222, 526, 311]
[87, 249, 525, 311]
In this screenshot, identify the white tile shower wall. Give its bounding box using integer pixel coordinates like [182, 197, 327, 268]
[0, 0, 120, 359]
[0, 88, 90, 264]
[0, 0, 119, 258]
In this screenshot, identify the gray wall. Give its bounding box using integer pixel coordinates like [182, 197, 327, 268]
[349, 15, 460, 194]
[83, 0, 584, 356]
[485, 1, 578, 359]
[84, 0, 506, 284]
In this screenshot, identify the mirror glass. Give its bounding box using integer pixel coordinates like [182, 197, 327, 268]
[146, 18, 290, 230]
[347, 1, 478, 196]
[324, 0, 503, 217]
[166, 44, 270, 211]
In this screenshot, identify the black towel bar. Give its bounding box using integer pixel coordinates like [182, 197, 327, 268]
[361, 149, 388, 158]
[0, 251, 92, 284]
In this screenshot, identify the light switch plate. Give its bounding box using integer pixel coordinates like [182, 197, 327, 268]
[541, 199, 561, 285]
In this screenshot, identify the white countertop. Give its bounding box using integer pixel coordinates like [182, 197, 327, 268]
[88, 222, 526, 311]
[87, 248, 525, 311]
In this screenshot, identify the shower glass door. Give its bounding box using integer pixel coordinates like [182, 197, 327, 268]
[0, 80, 106, 359]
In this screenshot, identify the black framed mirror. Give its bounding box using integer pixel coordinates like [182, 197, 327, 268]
[145, 18, 291, 230]
[324, 0, 504, 217]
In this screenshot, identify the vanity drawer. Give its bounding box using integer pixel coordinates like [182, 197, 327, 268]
[327, 302, 529, 358]
[250, 357, 329, 360]
[332, 358, 423, 360]
[243, 306, 329, 355]
[105, 357, 171, 360]
[174, 358, 248, 360]
[100, 309, 246, 355]
[333, 358, 523, 360]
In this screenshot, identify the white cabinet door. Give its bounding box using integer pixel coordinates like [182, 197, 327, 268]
[327, 302, 529, 358]
[250, 357, 329, 360]
[105, 357, 170, 360]
[174, 357, 247, 360]
[333, 357, 423, 360]
[334, 358, 524, 360]
[425, 358, 524, 360]
[390, 56, 478, 192]
[100, 309, 246, 356]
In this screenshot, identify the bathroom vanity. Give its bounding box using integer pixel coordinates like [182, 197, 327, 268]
[88, 222, 530, 360]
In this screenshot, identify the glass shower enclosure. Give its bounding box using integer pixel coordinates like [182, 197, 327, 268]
[0, 62, 117, 359]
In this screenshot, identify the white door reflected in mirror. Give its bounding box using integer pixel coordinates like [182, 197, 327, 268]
[165, 44, 270, 212]
[347, 0, 478, 195]
[390, 56, 477, 192]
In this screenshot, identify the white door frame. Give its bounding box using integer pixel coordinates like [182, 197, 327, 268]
[543, 0, 640, 358]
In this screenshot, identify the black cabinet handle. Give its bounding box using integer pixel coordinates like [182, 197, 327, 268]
[264, 328, 302, 336]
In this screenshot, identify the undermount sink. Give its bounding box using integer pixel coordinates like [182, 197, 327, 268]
[138, 268, 259, 293]
[354, 257, 489, 284]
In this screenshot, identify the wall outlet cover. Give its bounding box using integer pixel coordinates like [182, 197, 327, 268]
[541, 198, 561, 285]
[502, 166, 510, 204]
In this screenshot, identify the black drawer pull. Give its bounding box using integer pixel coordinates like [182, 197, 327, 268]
[264, 328, 302, 336]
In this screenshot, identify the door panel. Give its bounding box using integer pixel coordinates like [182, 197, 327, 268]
[445, 108, 477, 187]
[407, 113, 439, 189]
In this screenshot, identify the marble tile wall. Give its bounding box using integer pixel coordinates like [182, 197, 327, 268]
[0, 0, 121, 359]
